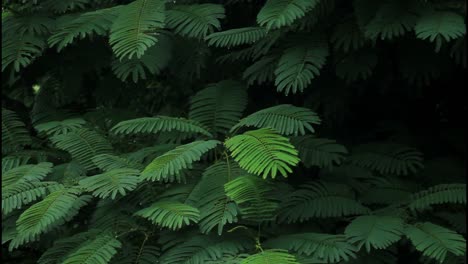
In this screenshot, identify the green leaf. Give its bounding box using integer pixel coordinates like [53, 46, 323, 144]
[205, 27, 267, 48]
[257, 0, 319, 30]
[62, 233, 122, 264]
[345, 215, 405, 252]
[189, 80, 247, 136]
[109, 0, 165, 59]
[265, 233, 358, 263]
[141, 140, 220, 182]
[275, 41, 328, 95]
[231, 104, 321, 136]
[2, 108, 31, 153]
[409, 184, 466, 211]
[291, 136, 348, 168]
[225, 128, 300, 178]
[111, 116, 212, 137]
[79, 168, 141, 199]
[241, 249, 299, 264]
[134, 201, 200, 230]
[406, 222, 466, 263]
[166, 4, 225, 39]
[415, 11, 466, 52]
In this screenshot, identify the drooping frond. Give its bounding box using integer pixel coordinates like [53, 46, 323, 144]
[111, 33, 172, 82]
[224, 175, 278, 222]
[345, 215, 405, 252]
[34, 118, 86, 136]
[2, 14, 54, 36]
[48, 7, 119, 51]
[62, 233, 122, 264]
[126, 144, 177, 165]
[336, 49, 378, 82]
[406, 222, 466, 263]
[37, 230, 99, 264]
[2, 108, 31, 153]
[363, 1, 419, 40]
[2, 181, 59, 215]
[1, 34, 45, 72]
[257, 0, 320, 30]
[225, 128, 300, 179]
[189, 80, 247, 136]
[109, 0, 166, 59]
[166, 4, 225, 39]
[409, 184, 466, 211]
[141, 140, 220, 182]
[231, 104, 321, 136]
[415, 11, 466, 52]
[279, 182, 370, 223]
[134, 201, 200, 230]
[264, 233, 358, 263]
[243, 54, 279, 86]
[291, 136, 348, 168]
[92, 154, 144, 171]
[2, 156, 31, 173]
[48, 161, 87, 183]
[349, 143, 424, 175]
[111, 116, 212, 137]
[2, 162, 53, 188]
[16, 188, 89, 241]
[190, 161, 244, 235]
[50, 129, 113, 170]
[79, 168, 141, 199]
[331, 17, 367, 52]
[205, 27, 267, 48]
[160, 235, 250, 264]
[274, 41, 329, 95]
[241, 249, 299, 264]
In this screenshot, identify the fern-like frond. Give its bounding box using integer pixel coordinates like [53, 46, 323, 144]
[406, 222, 466, 263]
[409, 184, 466, 211]
[34, 118, 86, 136]
[51, 129, 113, 170]
[189, 80, 247, 136]
[291, 136, 347, 168]
[224, 175, 278, 222]
[2, 108, 31, 153]
[109, 0, 165, 59]
[79, 168, 141, 199]
[62, 233, 122, 264]
[364, 1, 419, 40]
[225, 128, 300, 178]
[349, 143, 424, 175]
[1, 34, 45, 72]
[2, 162, 53, 188]
[241, 249, 299, 264]
[345, 215, 405, 252]
[264, 233, 357, 263]
[111, 33, 172, 82]
[111, 116, 212, 137]
[2, 14, 54, 36]
[141, 140, 220, 182]
[191, 161, 243, 235]
[331, 17, 367, 52]
[2, 156, 31, 173]
[44, 0, 90, 14]
[48, 7, 119, 51]
[16, 188, 89, 240]
[166, 4, 225, 39]
[275, 41, 328, 95]
[2, 181, 59, 215]
[205, 27, 267, 48]
[415, 11, 466, 52]
[160, 235, 250, 264]
[243, 54, 279, 86]
[257, 0, 319, 30]
[92, 154, 144, 171]
[279, 182, 370, 223]
[231, 104, 321, 136]
[134, 201, 199, 230]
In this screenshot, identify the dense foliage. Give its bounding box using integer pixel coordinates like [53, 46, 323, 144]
[1, 0, 467, 263]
